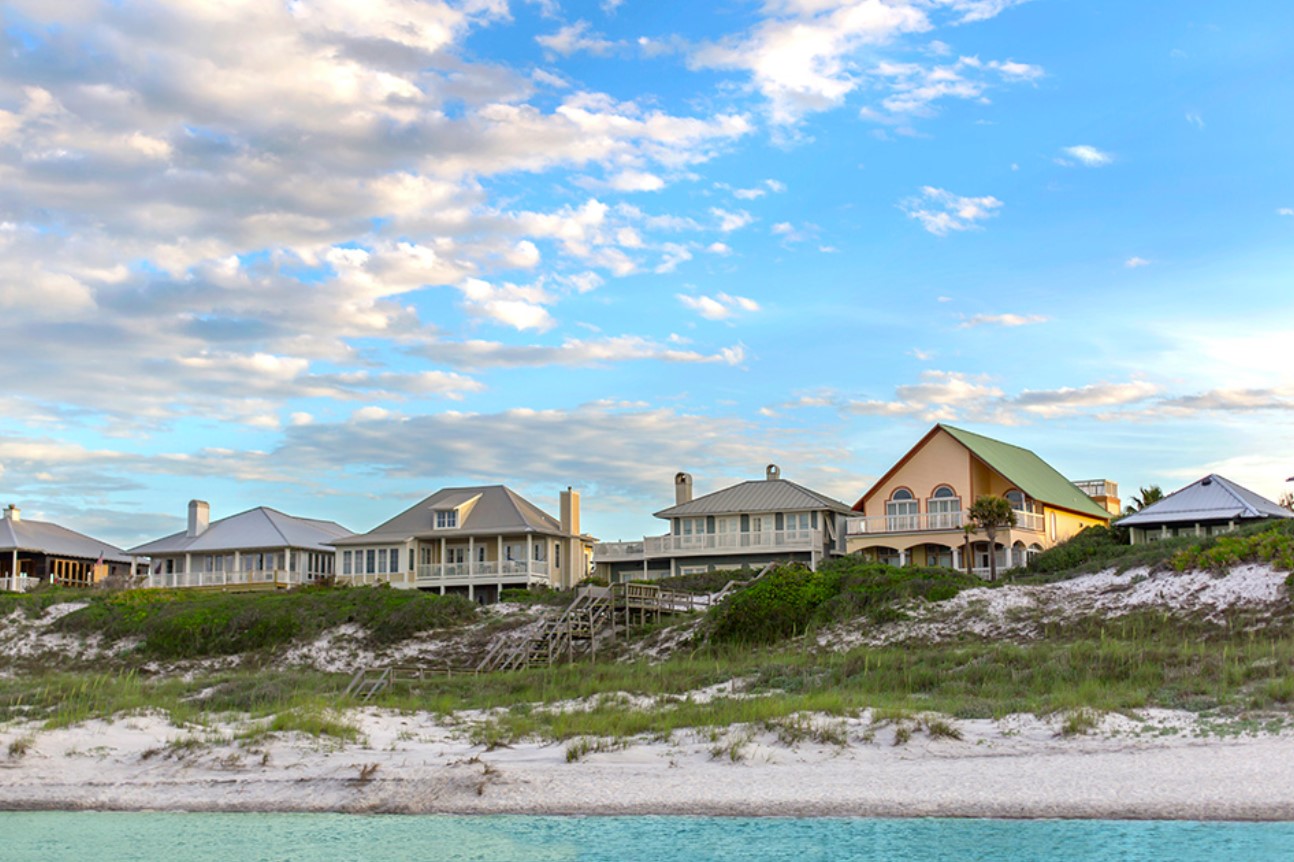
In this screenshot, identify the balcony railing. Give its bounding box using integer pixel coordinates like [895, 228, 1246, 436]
[642, 529, 822, 556]
[145, 569, 322, 589]
[340, 560, 550, 588]
[847, 510, 1045, 536]
[593, 541, 646, 560]
[0, 575, 34, 593]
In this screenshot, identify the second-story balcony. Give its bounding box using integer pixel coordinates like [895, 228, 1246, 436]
[847, 510, 1045, 536]
[643, 528, 823, 557]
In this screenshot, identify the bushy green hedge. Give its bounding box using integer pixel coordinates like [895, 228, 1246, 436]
[653, 569, 753, 595]
[704, 559, 977, 645]
[1171, 520, 1294, 572]
[53, 586, 478, 658]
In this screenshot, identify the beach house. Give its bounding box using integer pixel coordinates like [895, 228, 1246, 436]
[0, 504, 133, 591]
[846, 425, 1117, 574]
[1118, 474, 1294, 543]
[332, 485, 595, 602]
[594, 465, 854, 582]
[130, 500, 353, 589]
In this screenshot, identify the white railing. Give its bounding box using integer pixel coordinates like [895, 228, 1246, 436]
[145, 569, 317, 589]
[0, 575, 35, 593]
[847, 510, 1045, 535]
[594, 541, 646, 559]
[643, 529, 822, 556]
[412, 560, 549, 585]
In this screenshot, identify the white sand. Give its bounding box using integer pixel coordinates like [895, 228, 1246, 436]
[2, 708, 1293, 820]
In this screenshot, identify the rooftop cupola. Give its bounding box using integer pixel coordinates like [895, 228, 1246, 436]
[766, 464, 781, 481]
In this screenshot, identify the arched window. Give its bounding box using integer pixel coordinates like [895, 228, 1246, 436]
[886, 488, 918, 531]
[928, 485, 961, 529]
[1005, 489, 1027, 511]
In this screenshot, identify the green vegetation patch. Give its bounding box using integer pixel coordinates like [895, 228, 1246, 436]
[52, 586, 478, 659]
[1171, 520, 1294, 573]
[704, 559, 976, 645]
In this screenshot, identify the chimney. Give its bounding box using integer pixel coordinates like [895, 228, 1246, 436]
[766, 464, 781, 481]
[675, 472, 693, 506]
[3, 504, 19, 522]
[187, 500, 210, 538]
[560, 487, 580, 535]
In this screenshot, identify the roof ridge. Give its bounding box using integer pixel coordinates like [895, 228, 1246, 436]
[1209, 475, 1259, 516]
[258, 507, 295, 546]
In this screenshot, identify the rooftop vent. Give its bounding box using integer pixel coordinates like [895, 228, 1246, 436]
[766, 464, 781, 481]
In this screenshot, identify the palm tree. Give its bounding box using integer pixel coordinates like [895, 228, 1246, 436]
[1124, 485, 1164, 514]
[967, 495, 1016, 582]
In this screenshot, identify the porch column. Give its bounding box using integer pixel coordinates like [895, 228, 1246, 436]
[526, 534, 533, 578]
[440, 537, 447, 586]
[952, 547, 961, 570]
[497, 536, 503, 576]
[405, 540, 414, 585]
[898, 549, 907, 567]
[184, 552, 191, 575]
[10, 549, 17, 588]
[284, 547, 292, 585]
[233, 551, 241, 583]
[468, 537, 476, 603]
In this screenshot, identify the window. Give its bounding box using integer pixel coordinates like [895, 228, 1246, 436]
[343, 551, 352, 575]
[886, 489, 919, 531]
[435, 509, 458, 529]
[366, 549, 376, 574]
[478, 546, 486, 563]
[555, 543, 561, 570]
[448, 547, 465, 564]
[420, 546, 432, 565]
[785, 512, 811, 535]
[928, 486, 961, 530]
[377, 548, 388, 573]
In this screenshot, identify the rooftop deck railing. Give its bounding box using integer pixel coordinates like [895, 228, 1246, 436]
[846, 510, 1045, 536]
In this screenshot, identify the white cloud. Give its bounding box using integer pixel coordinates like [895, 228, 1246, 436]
[1185, 112, 1205, 129]
[1278, 208, 1294, 217]
[416, 335, 747, 369]
[1057, 145, 1113, 167]
[901, 186, 1003, 235]
[1124, 256, 1151, 268]
[733, 187, 767, 200]
[678, 292, 761, 321]
[606, 170, 666, 192]
[706, 242, 732, 255]
[711, 208, 754, 232]
[959, 313, 1048, 328]
[458, 277, 557, 331]
[537, 21, 623, 57]
[289, 412, 314, 427]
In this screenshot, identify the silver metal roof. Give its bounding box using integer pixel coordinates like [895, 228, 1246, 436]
[0, 517, 132, 563]
[1118, 474, 1294, 527]
[333, 485, 584, 545]
[655, 478, 854, 519]
[129, 507, 354, 555]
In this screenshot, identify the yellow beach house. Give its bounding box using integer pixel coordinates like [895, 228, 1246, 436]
[846, 425, 1118, 575]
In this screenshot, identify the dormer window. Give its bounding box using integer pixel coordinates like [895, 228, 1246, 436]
[435, 509, 458, 529]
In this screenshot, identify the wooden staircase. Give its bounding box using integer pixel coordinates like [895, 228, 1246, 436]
[343, 563, 777, 694]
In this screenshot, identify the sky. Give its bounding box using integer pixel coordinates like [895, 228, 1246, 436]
[1, 0, 1292, 549]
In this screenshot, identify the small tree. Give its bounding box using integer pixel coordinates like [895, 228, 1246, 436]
[1124, 485, 1164, 514]
[967, 495, 1016, 582]
[1279, 492, 1294, 513]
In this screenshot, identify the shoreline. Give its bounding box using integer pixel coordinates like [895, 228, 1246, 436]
[3, 709, 1293, 822]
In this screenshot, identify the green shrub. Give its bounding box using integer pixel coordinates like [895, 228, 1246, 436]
[705, 559, 975, 645]
[1172, 521, 1294, 573]
[52, 586, 478, 658]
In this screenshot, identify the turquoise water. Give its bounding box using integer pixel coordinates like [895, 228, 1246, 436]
[2, 813, 1292, 861]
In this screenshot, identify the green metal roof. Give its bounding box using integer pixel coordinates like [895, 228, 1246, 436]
[940, 425, 1111, 520]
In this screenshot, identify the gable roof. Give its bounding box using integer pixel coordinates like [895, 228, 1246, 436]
[334, 485, 579, 545]
[655, 478, 854, 519]
[1118, 474, 1294, 527]
[0, 516, 132, 563]
[129, 507, 353, 556]
[857, 424, 1111, 520]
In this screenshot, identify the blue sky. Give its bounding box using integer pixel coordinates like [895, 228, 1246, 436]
[1, 0, 1291, 547]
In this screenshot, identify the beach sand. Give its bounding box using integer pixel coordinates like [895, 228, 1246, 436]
[2, 708, 1292, 820]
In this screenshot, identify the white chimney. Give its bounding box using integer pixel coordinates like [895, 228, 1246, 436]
[560, 487, 580, 535]
[187, 500, 210, 538]
[3, 504, 19, 522]
[675, 472, 693, 506]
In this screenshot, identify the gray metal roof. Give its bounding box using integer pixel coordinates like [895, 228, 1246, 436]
[0, 516, 132, 563]
[655, 478, 854, 519]
[1118, 474, 1294, 527]
[333, 485, 582, 545]
[129, 508, 354, 555]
